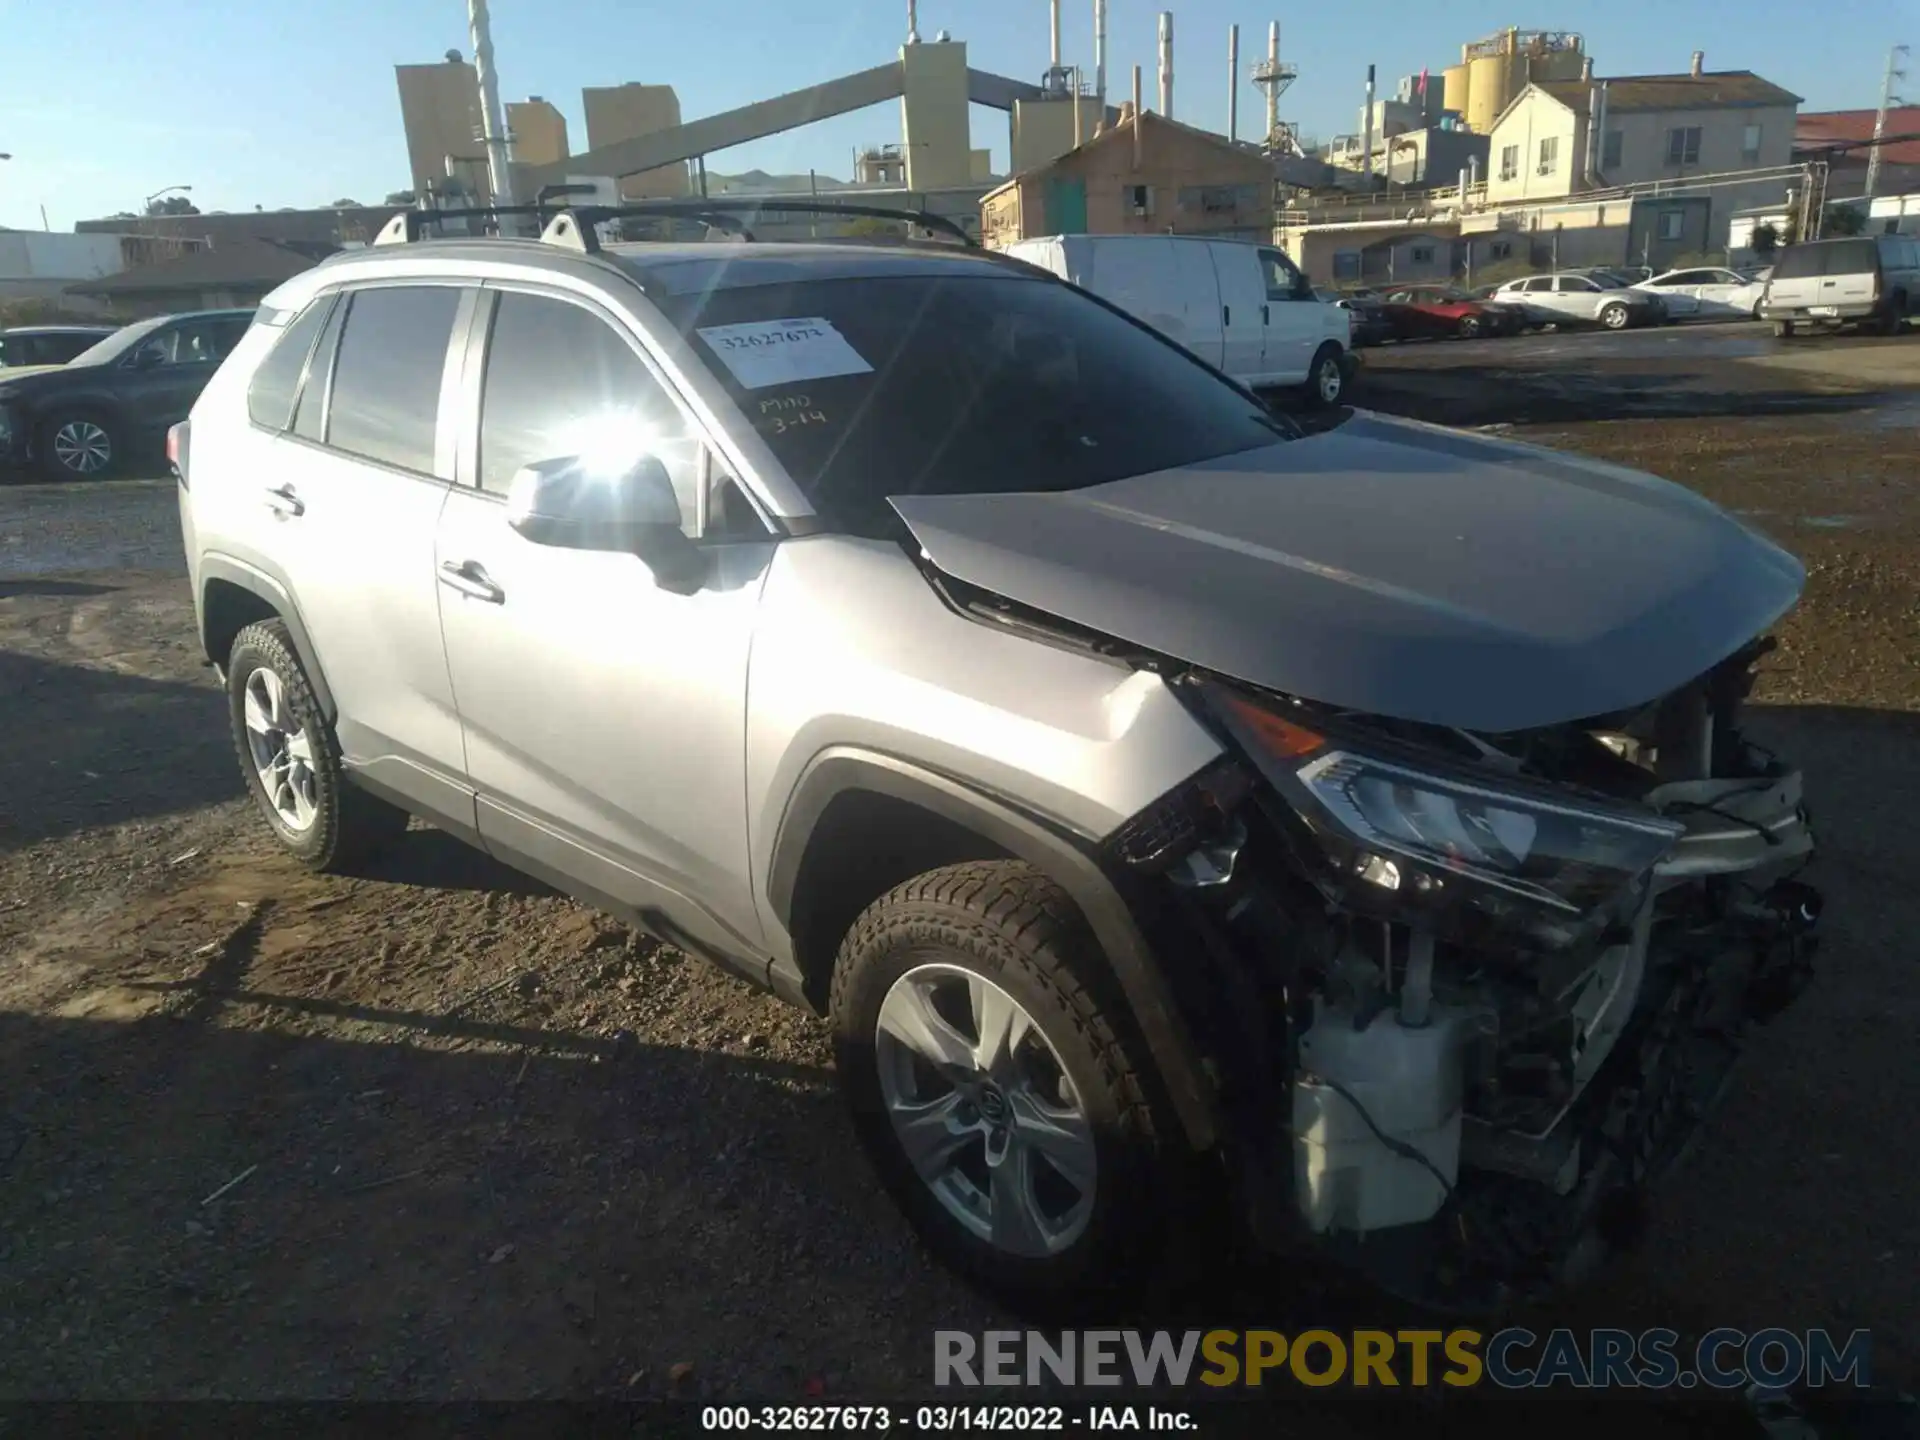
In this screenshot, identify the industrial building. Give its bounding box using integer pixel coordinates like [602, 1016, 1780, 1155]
[506, 97, 569, 169]
[394, 53, 492, 197]
[583, 84, 692, 200]
[981, 106, 1273, 245]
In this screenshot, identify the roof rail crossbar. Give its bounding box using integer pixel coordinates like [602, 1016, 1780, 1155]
[533, 198, 978, 254]
[372, 204, 562, 246]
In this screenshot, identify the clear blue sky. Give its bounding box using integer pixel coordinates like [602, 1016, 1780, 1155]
[0, 0, 1909, 230]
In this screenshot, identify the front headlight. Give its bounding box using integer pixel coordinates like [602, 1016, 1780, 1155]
[1198, 684, 1684, 918]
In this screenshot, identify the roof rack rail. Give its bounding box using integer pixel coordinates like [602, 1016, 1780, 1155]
[372, 204, 562, 246]
[534, 199, 978, 255]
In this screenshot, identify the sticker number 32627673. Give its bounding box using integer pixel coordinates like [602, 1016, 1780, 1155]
[695, 317, 875, 390]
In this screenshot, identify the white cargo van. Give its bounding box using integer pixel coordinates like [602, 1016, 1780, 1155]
[1002, 234, 1357, 407]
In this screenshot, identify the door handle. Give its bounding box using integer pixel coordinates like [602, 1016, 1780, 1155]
[263, 483, 304, 517]
[1222, 305, 1230, 327]
[1262, 304, 1270, 325]
[438, 560, 505, 604]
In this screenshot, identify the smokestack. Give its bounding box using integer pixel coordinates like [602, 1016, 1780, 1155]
[1581, 55, 1593, 81]
[1050, 0, 1062, 68]
[1073, 66, 1084, 146]
[1361, 63, 1376, 181]
[1228, 25, 1239, 143]
[1132, 65, 1144, 167]
[1266, 23, 1279, 146]
[1094, 0, 1108, 101]
[906, 0, 919, 44]
[1158, 12, 1174, 118]
[1690, 50, 1704, 78]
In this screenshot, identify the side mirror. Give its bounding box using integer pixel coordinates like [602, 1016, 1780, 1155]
[506, 454, 706, 594]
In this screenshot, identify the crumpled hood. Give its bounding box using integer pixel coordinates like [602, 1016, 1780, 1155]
[890, 412, 1805, 733]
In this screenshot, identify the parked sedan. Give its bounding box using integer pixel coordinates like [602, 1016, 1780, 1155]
[1491, 272, 1665, 330]
[1377, 285, 1522, 340]
[1315, 288, 1393, 347]
[1634, 266, 1767, 319]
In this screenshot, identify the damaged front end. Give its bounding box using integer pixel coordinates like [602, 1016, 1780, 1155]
[1105, 638, 1820, 1311]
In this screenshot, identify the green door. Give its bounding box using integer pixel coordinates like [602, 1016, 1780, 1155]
[1044, 177, 1087, 234]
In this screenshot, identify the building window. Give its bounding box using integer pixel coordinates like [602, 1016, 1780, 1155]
[1411, 245, 1435, 263]
[1499, 144, 1519, 181]
[1601, 130, 1623, 169]
[1178, 185, 1245, 214]
[1489, 240, 1513, 260]
[1537, 137, 1559, 174]
[1332, 250, 1361, 280]
[1659, 209, 1687, 241]
[1742, 123, 1763, 161]
[1125, 184, 1151, 214]
[1666, 126, 1702, 165]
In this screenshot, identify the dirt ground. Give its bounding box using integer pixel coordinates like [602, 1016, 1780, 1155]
[1, 331, 1917, 1428]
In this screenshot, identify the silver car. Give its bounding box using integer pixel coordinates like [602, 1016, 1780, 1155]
[174, 202, 1821, 1314]
[1492, 271, 1664, 329]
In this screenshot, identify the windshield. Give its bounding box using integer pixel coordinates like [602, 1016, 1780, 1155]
[66, 317, 167, 368]
[656, 272, 1296, 536]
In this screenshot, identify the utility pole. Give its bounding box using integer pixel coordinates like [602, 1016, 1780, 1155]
[467, 0, 519, 227]
[1865, 43, 1910, 200]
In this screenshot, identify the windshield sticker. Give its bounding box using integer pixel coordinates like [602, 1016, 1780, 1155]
[696, 318, 874, 390]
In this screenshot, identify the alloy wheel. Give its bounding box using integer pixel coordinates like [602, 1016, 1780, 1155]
[243, 665, 319, 832]
[51, 419, 112, 476]
[874, 962, 1097, 1258]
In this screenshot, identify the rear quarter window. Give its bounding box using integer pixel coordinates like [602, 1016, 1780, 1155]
[246, 298, 335, 431]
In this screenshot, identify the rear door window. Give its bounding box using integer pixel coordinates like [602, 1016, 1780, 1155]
[246, 297, 335, 431]
[324, 286, 462, 474]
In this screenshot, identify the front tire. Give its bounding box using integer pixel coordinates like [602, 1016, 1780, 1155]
[1457, 315, 1482, 339]
[1303, 343, 1346, 408]
[829, 860, 1179, 1315]
[37, 411, 119, 481]
[1599, 303, 1631, 331]
[226, 620, 409, 872]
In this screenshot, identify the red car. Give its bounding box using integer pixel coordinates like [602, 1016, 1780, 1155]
[1377, 285, 1521, 340]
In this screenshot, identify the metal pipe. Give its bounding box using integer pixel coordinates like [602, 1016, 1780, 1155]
[1228, 25, 1239, 143]
[1158, 11, 1173, 118]
[1094, 0, 1108, 101]
[1050, 0, 1062, 68]
[1132, 65, 1143, 167]
[1073, 66, 1084, 147]
[1361, 63, 1376, 181]
[467, 0, 516, 218]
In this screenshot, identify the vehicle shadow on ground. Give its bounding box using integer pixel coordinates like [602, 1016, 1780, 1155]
[1356, 376, 1890, 429]
[343, 825, 558, 900]
[0, 650, 236, 852]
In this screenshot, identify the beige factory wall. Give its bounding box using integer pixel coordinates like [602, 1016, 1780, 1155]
[970, 149, 995, 182]
[899, 39, 972, 189]
[1602, 102, 1797, 186]
[1010, 97, 1103, 174]
[1487, 89, 1585, 204]
[508, 98, 569, 168]
[396, 60, 487, 196]
[584, 83, 691, 199]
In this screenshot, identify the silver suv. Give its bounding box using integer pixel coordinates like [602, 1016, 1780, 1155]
[175, 202, 1822, 1314]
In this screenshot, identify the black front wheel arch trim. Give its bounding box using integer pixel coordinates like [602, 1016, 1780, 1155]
[766, 748, 1220, 1150]
[196, 554, 338, 722]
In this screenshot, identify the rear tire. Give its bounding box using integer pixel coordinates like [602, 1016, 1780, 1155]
[1457, 315, 1482, 339]
[829, 860, 1184, 1316]
[226, 620, 409, 873]
[1879, 298, 1906, 336]
[1599, 303, 1631, 331]
[1303, 343, 1346, 408]
[1773, 320, 1797, 339]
